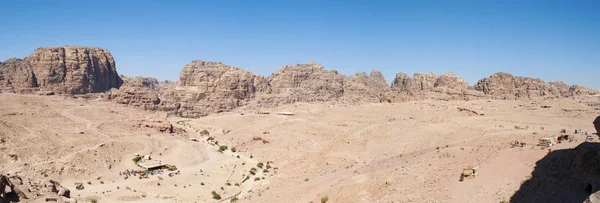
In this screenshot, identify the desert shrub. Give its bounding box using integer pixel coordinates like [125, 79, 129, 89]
[231, 196, 239, 202]
[219, 145, 228, 152]
[132, 155, 142, 164]
[257, 162, 264, 168]
[321, 195, 329, 203]
[254, 177, 260, 181]
[231, 147, 237, 152]
[263, 169, 269, 173]
[90, 198, 98, 203]
[234, 183, 240, 186]
[305, 178, 309, 182]
[266, 164, 272, 169]
[249, 170, 256, 175]
[226, 182, 231, 186]
[211, 191, 221, 200]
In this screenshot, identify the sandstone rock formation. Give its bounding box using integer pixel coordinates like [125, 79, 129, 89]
[474, 72, 563, 99]
[391, 72, 483, 100]
[108, 76, 160, 108]
[0, 46, 123, 94]
[474, 72, 598, 99]
[164, 60, 263, 117]
[260, 62, 344, 104]
[343, 71, 391, 103]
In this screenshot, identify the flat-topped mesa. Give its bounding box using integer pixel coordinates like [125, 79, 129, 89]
[0, 46, 123, 94]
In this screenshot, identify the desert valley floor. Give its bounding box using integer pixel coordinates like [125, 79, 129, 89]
[1, 93, 599, 203]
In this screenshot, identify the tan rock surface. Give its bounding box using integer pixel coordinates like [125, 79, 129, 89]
[0, 46, 123, 94]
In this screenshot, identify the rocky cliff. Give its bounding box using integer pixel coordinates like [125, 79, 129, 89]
[3, 47, 598, 117]
[108, 76, 160, 107]
[104, 59, 598, 117]
[391, 72, 484, 100]
[163, 60, 263, 117]
[0, 46, 123, 94]
[474, 72, 598, 99]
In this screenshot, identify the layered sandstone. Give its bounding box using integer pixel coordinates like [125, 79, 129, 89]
[108, 76, 161, 108]
[474, 72, 598, 99]
[391, 72, 483, 100]
[164, 60, 263, 117]
[0, 46, 122, 94]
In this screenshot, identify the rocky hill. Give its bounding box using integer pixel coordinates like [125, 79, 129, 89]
[474, 72, 598, 99]
[105, 59, 598, 117]
[2, 46, 598, 117]
[0, 46, 123, 94]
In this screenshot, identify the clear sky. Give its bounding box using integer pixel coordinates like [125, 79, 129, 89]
[1, 0, 599, 88]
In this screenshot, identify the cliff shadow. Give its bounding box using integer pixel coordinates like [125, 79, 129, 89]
[509, 142, 600, 203]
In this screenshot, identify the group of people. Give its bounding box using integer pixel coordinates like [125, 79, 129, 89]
[119, 169, 164, 179]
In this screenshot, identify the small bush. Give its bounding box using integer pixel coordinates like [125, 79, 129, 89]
[321, 195, 329, 203]
[266, 164, 272, 169]
[249, 170, 256, 175]
[200, 182, 204, 186]
[231, 147, 237, 152]
[90, 198, 98, 203]
[254, 177, 260, 181]
[219, 145, 228, 152]
[304, 178, 309, 182]
[234, 183, 240, 186]
[257, 162, 264, 168]
[231, 196, 239, 202]
[132, 155, 142, 164]
[226, 182, 231, 186]
[211, 191, 221, 200]
[263, 169, 269, 173]
[99, 181, 104, 184]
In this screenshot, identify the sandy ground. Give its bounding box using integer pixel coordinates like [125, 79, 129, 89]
[1, 93, 599, 202]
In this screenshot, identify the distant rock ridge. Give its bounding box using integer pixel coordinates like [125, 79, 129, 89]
[2, 47, 597, 117]
[108, 60, 597, 117]
[0, 46, 123, 94]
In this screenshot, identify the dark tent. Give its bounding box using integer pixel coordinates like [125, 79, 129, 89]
[595, 116, 600, 134]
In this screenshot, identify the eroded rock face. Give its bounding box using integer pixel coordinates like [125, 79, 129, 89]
[162, 60, 261, 117]
[474, 72, 563, 99]
[391, 72, 481, 100]
[0, 46, 123, 94]
[343, 71, 391, 103]
[108, 76, 160, 108]
[265, 62, 344, 101]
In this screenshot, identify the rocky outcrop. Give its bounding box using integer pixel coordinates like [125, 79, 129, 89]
[162, 60, 262, 117]
[0, 46, 123, 94]
[108, 76, 160, 108]
[343, 71, 391, 103]
[474, 72, 598, 99]
[258, 62, 345, 105]
[391, 72, 483, 100]
[474, 72, 562, 99]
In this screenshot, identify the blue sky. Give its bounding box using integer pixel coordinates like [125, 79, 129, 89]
[1, 0, 599, 88]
